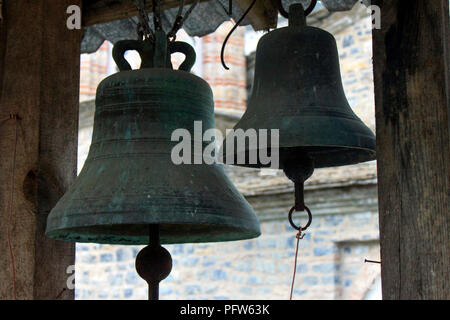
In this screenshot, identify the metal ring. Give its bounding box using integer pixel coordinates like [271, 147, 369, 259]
[288, 205, 312, 231]
[278, 0, 317, 18]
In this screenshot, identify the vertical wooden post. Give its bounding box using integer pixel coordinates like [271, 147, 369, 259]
[0, 0, 81, 299]
[372, 0, 449, 299]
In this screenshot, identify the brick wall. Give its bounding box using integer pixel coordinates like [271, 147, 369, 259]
[202, 22, 247, 111]
[80, 41, 110, 102]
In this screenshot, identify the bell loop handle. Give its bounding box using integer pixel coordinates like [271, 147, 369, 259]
[112, 40, 154, 71]
[112, 37, 196, 72]
[277, 0, 317, 19]
[169, 41, 196, 71]
[288, 205, 312, 231]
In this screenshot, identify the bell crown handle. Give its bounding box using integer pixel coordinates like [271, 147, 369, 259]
[112, 35, 196, 72]
[169, 41, 196, 72]
[112, 40, 155, 71]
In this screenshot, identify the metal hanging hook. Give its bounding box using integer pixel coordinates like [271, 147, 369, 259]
[227, 0, 233, 16]
[133, 0, 199, 43]
[283, 155, 314, 231]
[167, 0, 185, 41]
[133, 0, 155, 41]
[167, 0, 199, 41]
[221, 0, 257, 70]
[288, 205, 312, 231]
[277, 0, 317, 18]
[152, 0, 162, 31]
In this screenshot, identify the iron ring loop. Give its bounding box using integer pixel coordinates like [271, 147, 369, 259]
[277, 0, 317, 18]
[288, 205, 312, 231]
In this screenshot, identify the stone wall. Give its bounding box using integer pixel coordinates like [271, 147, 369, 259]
[74, 2, 380, 300]
[74, 178, 379, 300]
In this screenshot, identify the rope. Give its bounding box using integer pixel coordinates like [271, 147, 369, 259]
[221, 0, 257, 70]
[289, 230, 305, 300]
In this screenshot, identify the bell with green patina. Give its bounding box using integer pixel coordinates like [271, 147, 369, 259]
[46, 33, 260, 245]
[221, 4, 376, 171]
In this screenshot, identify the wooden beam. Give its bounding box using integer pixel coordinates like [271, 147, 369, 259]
[372, 0, 449, 299]
[0, 0, 80, 299]
[82, 0, 208, 27]
[234, 0, 278, 30]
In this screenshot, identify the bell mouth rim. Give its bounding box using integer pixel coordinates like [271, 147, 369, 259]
[46, 222, 261, 245]
[219, 144, 376, 169]
[221, 144, 376, 154]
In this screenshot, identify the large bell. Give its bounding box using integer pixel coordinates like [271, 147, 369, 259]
[221, 4, 376, 170]
[46, 35, 260, 245]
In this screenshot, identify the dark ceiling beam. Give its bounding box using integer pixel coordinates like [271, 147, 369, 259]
[82, 0, 207, 27]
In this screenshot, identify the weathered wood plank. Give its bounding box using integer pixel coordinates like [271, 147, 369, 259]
[0, 0, 80, 299]
[234, 0, 278, 30]
[372, 0, 449, 299]
[83, 0, 278, 30]
[82, 0, 208, 27]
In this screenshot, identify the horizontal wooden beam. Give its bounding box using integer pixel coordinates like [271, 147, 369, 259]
[82, 0, 207, 27]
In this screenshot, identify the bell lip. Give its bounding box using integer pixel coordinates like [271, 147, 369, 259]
[45, 221, 261, 245]
[219, 110, 376, 169]
[219, 149, 376, 169]
[220, 112, 376, 169]
[219, 139, 376, 169]
[45, 179, 261, 245]
[220, 140, 377, 154]
[46, 166, 261, 244]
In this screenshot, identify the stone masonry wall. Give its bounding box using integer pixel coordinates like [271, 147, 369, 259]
[80, 41, 110, 102]
[75, 183, 380, 300]
[76, 215, 380, 299]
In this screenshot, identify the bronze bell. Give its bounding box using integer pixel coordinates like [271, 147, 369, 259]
[221, 4, 376, 171]
[46, 32, 260, 245]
